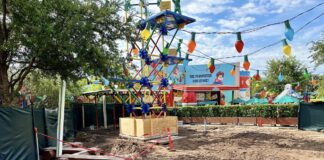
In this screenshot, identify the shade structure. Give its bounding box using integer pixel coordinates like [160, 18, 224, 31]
[232, 98, 246, 104]
[146, 10, 196, 31]
[246, 98, 268, 104]
[273, 96, 299, 104]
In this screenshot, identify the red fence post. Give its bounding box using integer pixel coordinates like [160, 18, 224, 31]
[167, 128, 173, 151]
[259, 110, 263, 127]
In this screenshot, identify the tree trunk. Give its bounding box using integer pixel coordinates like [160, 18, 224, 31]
[0, 63, 10, 104]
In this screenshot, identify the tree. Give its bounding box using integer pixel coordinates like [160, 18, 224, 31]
[0, 0, 134, 104]
[24, 71, 86, 107]
[310, 35, 324, 67]
[316, 75, 324, 98]
[262, 57, 308, 94]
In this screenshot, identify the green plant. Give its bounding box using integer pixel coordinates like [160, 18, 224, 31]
[174, 104, 298, 118]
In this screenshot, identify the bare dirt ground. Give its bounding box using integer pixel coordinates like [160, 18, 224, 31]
[75, 125, 324, 160]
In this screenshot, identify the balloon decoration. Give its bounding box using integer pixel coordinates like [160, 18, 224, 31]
[159, 24, 168, 35]
[230, 66, 236, 76]
[207, 58, 215, 73]
[132, 43, 138, 56]
[235, 32, 244, 53]
[141, 23, 151, 42]
[253, 70, 261, 81]
[139, 48, 148, 59]
[137, 20, 147, 31]
[141, 103, 150, 114]
[303, 69, 310, 79]
[278, 72, 284, 82]
[284, 20, 294, 41]
[243, 55, 250, 70]
[187, 32, 196, 53]
[282, 39, 292, 57]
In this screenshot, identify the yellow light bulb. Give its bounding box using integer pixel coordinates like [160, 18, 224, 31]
[141, 29, 150, 42]
[282, 45, 292, 57]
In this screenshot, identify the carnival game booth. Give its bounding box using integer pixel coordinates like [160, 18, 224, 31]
[168, 63, 250, 106]
[172, 85, 241, 106]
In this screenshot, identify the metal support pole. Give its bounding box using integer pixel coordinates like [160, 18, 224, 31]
[56, 79, 66, 157]
[103, 95, 107, 129]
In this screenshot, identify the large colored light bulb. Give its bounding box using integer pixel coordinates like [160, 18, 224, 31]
[162, 43, 170, 55]
[208, 58, 215, 73]
[235, 32, 244, 53]
[243, 55, 250, 70]
[141, 23, 151, 42]
[303, 68, 310, 79]
[278, 72, 284, 82]
[132, 43, 138, 56]
[253, 70, 261, 81]
[282, 39, 292, 57]
[230, 66, 236, 76]
[187, 32, 196, 53]
[284, 20, 294, 41]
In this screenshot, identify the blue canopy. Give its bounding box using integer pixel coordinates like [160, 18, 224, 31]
[273, 96, 299, 104]
[146, 10, 196, 30]
[246, 98, 268, 104]
[152, 56, 191, 65]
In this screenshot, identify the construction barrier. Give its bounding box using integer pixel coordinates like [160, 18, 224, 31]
[299, 102, 324, 131]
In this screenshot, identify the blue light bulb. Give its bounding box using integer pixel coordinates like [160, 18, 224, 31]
[278, 73, 284, 82]
[284, 20, 294, 41]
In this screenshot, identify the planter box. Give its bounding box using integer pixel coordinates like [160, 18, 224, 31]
[257, 118, 276, 125]
[191, 117, 204, 123]
[207, 117, 238, 124]
[276, 117, 298, 126]
[220, 117, 238, 124]
[179, 117, 192, 124]
[119, 116, 178, 140]
[206, 117, 221, 123]
[238, 117, 257, 124]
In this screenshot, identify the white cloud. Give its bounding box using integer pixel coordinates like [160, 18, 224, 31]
[217, 17, 256, 30]
[182, 0, 233, 15]
[232, 2, 268, 17]
[267, 0, 316, 13]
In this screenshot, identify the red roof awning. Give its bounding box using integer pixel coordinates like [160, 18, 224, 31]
[172, 85, 240, 91]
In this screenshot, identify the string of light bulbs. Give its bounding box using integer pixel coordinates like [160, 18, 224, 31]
[166, 11, 323, 71]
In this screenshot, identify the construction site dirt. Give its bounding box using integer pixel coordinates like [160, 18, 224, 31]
[75, 125, 324, 160]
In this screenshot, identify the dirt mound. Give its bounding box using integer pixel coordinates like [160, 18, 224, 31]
[111, 140, 147, 155]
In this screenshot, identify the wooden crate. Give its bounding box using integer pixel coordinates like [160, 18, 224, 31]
[136, 118, 151, 137]
[119, 118, 136, 136]
[166, 116, 178, 134]
[119, 116, 178, 140]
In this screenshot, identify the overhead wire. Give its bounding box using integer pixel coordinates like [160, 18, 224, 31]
[180, 2, 324, 35]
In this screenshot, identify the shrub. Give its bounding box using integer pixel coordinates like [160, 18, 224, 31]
[175, 104, 298, 118]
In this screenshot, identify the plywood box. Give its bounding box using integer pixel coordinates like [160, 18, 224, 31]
[119, 116, 178, 140]
[136, 118, 151, 137]
[119, 118, 136, 136]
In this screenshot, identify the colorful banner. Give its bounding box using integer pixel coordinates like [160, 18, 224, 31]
[167, 63, 240, 86]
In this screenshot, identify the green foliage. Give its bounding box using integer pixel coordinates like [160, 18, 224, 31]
[1, 0, 134, 104]
[310, 36, 324, 67]
[317, 75, 324, 98]
[262, 57, 307, 94]
[25, 71, 86, 107]
[176, 104, 298, 118]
